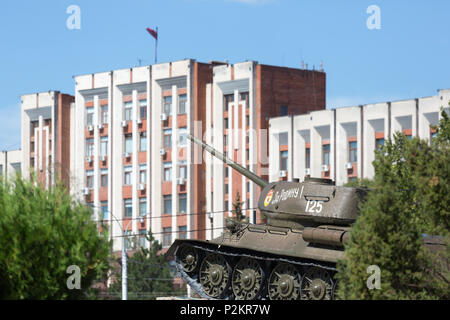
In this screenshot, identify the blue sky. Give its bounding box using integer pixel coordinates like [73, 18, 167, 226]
[1, 0, 449, 150]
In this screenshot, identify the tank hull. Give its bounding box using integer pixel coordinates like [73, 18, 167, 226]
[166, 224, 345, 300]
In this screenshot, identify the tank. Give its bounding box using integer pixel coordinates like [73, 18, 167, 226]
[166, 134, 368, 300]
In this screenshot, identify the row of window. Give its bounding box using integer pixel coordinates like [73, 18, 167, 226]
[85, 94, 187, 127]
[86, 128, 188, 156]
[85, 133, 148, 157]
[163, 194, 187, 214]
[279, 138, 387, 170]
[96, 192, 187, 218]
[125, 227, 188, 249]
[86, 161, 188, 188]
[223, 92, 249, 112]
[163, 94, 187, 116]
[162, 226, 187, 247]
[163, 127, 188, 148]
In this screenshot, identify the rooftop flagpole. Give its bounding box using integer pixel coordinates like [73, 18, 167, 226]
[145, 26, 159, 64]
[155, 27, 158, 64]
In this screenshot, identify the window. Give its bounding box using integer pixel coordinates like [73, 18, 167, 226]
[178, 161, 187, 179]
[305, 148, 311, 169]
[375, 138, 385, 150]
[139, 99, 147, 120]
[163, 96, 172, 116]
[322, 144, 330, 166]
[124, 135, 132, 153]
[86, 139, 94, 157]
[280, 150, 288, 171]
[179, 193, 187, 214]
[224, 94, 234, 111]
[101, 105, 108, 124]
[101, 201, 108, 220]
[179, 226, 187, 240]
[225, 167, 229, 178]
[163, 129, 172, 148]
[246, 115, 250, 127]
[246, 149, 250, 161]
[281, 105, 288, 116]
[225, 200, 229, 211]
[164, 162, 172, 181]
[225, 184, 229, 194]
[124, 166, 132, 185]
[139, 164, 147, 184]
[163, 195, 172, 214]
[178, 94, 187, 114]
[86, 170, 94, 189]
[178, 127, 187, 146]
[124, 101, 133, 121]
[139, 198, 147, 216]
[86, 107, 94, 126]
[247, 181, 250, 192]
[224, 118, 229, 129]
[140, 132, 147, 152]
[101, 169, 108, 188]
[163, 227, 172, 247]
[100, 137, 108, 157]
[349, 141, 357, 163]
[124, 199, 132, 217]
[239, 92, 249, 102]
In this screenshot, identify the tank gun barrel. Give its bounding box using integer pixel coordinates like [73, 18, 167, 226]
[187, 134, 269, 189]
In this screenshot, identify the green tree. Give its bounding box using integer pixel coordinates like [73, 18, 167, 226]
[0, 175, 111, 299]
[108, 233, 185, 300]
[232, 191, 246, 222]
[343, 177, 374, 188]
[336, 108, 450, 299]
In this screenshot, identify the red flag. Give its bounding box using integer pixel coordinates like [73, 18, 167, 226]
[146, 27, 158, 40]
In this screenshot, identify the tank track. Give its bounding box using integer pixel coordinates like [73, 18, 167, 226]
[174, 242, 338, 300]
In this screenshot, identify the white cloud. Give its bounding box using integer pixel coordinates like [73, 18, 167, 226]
[0, 104, 21, 151]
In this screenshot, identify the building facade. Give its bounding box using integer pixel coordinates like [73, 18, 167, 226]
[269, 89, 450, 186]
[0, 149, 22, 180]
[69, 59, 325, 250]
[21, 91, 74, 189]
[203, 62, 325, 239]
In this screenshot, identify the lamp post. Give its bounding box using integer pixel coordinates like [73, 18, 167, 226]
[122, 219, 133, 301]
[98, 206, 134, 301]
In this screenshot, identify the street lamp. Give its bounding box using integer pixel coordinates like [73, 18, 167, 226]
[93, 203, 135, 301]
[122, 219, 133, 301]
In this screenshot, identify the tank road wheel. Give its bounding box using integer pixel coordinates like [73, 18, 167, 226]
[300, 267, 334, 300]
[176, 245, 199, 273]
[199, 253, 232, 299]
[268, 263, 301, 300]
[231, 258, 264, 300]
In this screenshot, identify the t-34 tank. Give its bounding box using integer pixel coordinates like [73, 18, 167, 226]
[166, 134, 367, 300]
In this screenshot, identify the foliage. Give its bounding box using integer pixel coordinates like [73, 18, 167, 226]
[108, 233, 185, 300]
[343, 178, 374, 189]
[0, 175, 111, 299]
[336, 107, 450, 299]
[232, 191, 246, 223]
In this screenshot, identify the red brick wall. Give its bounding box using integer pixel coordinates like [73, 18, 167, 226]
[192, 62, 213, 239]
[58, 93, 74, 191]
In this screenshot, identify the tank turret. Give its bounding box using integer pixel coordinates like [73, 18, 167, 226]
[188, 134, 366, 229]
